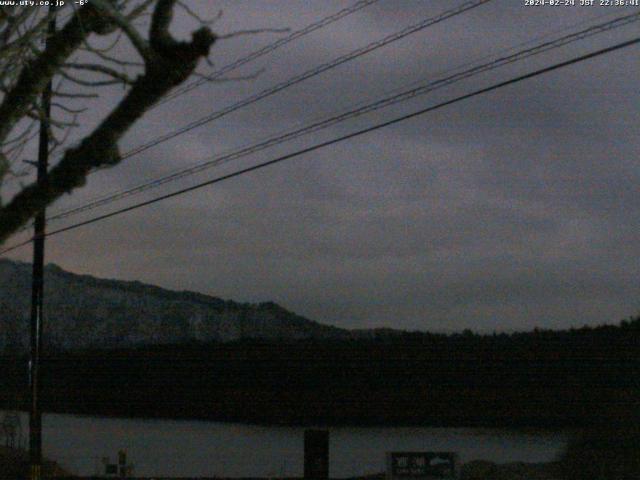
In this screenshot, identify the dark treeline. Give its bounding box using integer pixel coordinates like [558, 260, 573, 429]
[1, 317, 639, 427]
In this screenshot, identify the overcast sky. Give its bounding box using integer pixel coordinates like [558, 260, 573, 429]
[4, 0, 639, 332]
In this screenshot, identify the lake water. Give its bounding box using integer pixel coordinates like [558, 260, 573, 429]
[4, 412, 567, 477]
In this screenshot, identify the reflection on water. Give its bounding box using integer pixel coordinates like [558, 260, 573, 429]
[7, 412, 567, 477]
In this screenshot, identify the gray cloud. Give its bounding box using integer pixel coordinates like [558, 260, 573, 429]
[6, 0, 639, 332]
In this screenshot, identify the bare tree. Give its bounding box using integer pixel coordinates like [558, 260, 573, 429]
[0, 0, 226, 244]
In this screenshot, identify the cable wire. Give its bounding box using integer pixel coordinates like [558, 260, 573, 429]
[120, 0, 493, 160]
[44, 11, 640, 224]
[2, 0, 380, 187]
[2, 35, 638, 256]
[45, 0, 496, 221]
[155, 0, 381, 108]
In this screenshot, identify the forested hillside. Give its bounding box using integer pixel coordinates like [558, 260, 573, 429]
[2, 318, 638, 427]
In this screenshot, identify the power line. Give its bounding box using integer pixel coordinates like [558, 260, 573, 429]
[155, 0, 381, 108]
[3, 0, 380, 188]
[44, 11, 640, 224]
[119, 0, 493, 160]
[44, 0, 488, 213]
[2, 35, 638, 257]
[42, 10, 640, 224]
[42, 0, 495, 222]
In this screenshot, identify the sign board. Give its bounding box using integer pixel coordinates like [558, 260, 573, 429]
[386, 452, 459, 480]
[103, 450, 133, 478]
[304, 429, 329, 479]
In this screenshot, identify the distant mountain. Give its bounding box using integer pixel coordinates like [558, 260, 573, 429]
[2, 259, 639, 426]
[0, 259, 350, 352]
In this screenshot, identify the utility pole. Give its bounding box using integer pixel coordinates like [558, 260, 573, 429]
[29, 5, 56, 480]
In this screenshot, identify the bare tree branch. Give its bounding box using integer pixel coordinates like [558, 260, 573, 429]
[2, 120, 38, 148]
[125, 0, 157, 21]
[0, 3, 117, 145]
[90, 0, 152, 62]
[26, 108, 79, 128]
[63, 62, 135, 84]
[48, 114, 79, 154]
[58, 68, 122, 87]
[78, 28, 124, 55]
[51, 102, 88, 114]
[0, 0, 217, 243]
[176, 1, 223, 26]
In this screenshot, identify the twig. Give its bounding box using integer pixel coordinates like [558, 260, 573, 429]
[176, 1, 223, 26]
[51, 102, 88, 114]
[58, 68, 123, 87]
[63, 62, 135, 84]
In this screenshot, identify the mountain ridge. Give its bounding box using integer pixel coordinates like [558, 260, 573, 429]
[0, 258, 350, 352]
[2, 258, 636, 353]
